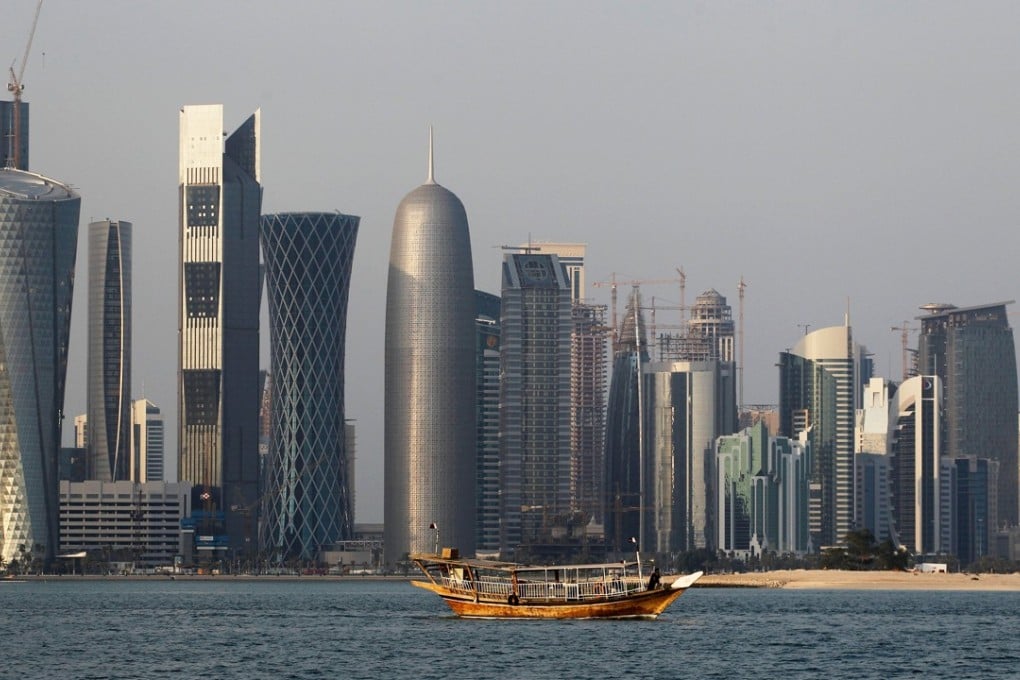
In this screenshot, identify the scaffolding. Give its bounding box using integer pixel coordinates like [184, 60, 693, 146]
[570, 302, 609, 523]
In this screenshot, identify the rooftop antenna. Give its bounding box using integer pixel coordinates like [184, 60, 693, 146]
[6, 0, 42, 170]
[426, 125, 435, 184]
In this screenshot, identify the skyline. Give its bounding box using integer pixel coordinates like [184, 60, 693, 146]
[4, 1, 1020, 523]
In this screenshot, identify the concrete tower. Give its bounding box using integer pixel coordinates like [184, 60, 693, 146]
[87, 219, 131, 482]
[385, 130, 476, 565]
[0, 169, 80, 565]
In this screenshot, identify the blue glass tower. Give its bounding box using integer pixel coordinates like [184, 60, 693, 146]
[260, 212, 359, 562]
[0, 169, 80, 566]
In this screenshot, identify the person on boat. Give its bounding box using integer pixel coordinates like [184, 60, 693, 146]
[647, 567, 661, 590]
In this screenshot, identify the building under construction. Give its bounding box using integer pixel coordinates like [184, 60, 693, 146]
[571, 302, 609, 525]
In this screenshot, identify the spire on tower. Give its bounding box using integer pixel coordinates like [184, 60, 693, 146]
[427, 125, 435, 184]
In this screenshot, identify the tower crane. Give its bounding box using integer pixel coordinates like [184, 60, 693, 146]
[6, 0, 43, 170]
[891, 321, 918, 381]
[592, 272, 683, 351]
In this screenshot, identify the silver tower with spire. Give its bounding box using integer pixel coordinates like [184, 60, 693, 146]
[384, 129, 476, 565]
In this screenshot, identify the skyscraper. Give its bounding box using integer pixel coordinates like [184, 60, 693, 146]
[87, 219, 131, 482]
[0, 168, 80, 565]
[499, 253, 574, 558]
[130, 399, 165, 483]
[178, 105, 262, 554]
[917, 301, 1018, 526]
[260, 212, 359, 562]
[779, 323, 868, 548]
[475, 290, 501, 555]
[0, 101, 29, 171]
[384, 131, 476, 565]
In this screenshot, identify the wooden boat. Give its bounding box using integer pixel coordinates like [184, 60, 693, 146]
[410, 549, 702, 619]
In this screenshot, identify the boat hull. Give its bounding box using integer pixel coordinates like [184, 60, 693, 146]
[412, 579, 689, 619]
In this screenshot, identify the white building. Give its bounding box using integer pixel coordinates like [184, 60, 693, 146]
[131, 399, 165, 483]
[60, 480, 192, 569]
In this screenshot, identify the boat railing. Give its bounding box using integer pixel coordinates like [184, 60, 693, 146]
[434, 574, 647, 602]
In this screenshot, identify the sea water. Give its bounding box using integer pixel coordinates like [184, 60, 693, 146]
[2, 579, 1018, 679]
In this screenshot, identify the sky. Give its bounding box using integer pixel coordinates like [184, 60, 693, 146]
[4, 1, 1020, 524]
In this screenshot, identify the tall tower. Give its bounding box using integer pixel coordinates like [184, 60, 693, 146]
[87, 219, 131, 482]
[779, 323, 867, 548]
[0, 168, 80, 565]
[917, 301, 1018, 526]
[384, 130, 476, 564]
[499, 253, 573, 559]
[475, 290, 501, 555]
[178, 105, 262, 553]
[130, 398, 165, 483]
[260, 212, 359, 562]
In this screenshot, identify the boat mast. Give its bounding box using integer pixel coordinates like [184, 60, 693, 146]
[634, 289, 645, 555]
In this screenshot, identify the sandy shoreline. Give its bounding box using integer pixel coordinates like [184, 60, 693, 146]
[696, 569, 1020, 591]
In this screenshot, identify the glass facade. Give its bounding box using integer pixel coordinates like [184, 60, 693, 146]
[259, 212, 359, 562]
[0, 101, 29, 171]
[475, 290, 501, 554]
[384, 158, 476, 566]
[178, 106, 262, 553]
[87, 220, 131, 482]
[918, 302, 1018, 527]
[498, 253, 573, 558]
[0, 169, 80, 565]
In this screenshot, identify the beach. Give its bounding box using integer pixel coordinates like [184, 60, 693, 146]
[697, 569, 1020, 591]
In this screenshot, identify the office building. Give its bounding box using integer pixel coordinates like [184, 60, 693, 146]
[717, 422, 811, 556]
[384, 131, 476, 565]
[475, 291, 501, 554]
[87, 219, 131, 482]
[74, 414, 88, 449]
[0, 168, 80, 565]
[131, 399, 165, 483]
[0, 101, 29, 170]
[499, 252, 573, 558]
[917, 301, 1018, 526]
[60, 480, 192, 569]
[779, 322, 868, 548]
[178, 105, 262, 554]
[948, 456, 998, 566]
[644, 358, 737, 554]
[604, 290, 648, 555]
[889, 376, 943, 554]
[260, 212, 359, 562]
[519, 241, 586, 303]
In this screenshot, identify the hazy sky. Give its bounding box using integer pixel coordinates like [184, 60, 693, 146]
[4, 1, 1020, 523]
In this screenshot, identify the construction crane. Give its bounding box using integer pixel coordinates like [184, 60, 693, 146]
[592, 272, 682, 351]
[891, 321, 918, 381]
[6, 0, 43, 170]
[737, 276, 747, 407]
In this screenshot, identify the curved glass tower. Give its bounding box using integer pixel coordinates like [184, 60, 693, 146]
[87, 219, 131, 482]
[259, 212, 359, 562]
[385, 131, 476, 564]
[0, 169, 80, 565]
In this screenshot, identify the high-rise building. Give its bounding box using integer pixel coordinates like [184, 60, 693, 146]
[178, 105, 262, 554]
[519, 242, 586, 303]
[604, 291, 648, 555]
[0, 101, 29, 171]
[475, 291, 501, 555]
[130, 399, 165, 483]
[917, 301, 1018, 526]
[716, 422, 811, 556]
[644, 358, 737, 554]
[384, 131, 476, 565]
[260, 212, 359, 562]
[571, 302, 609, 525]
[779, 323, 868, 548]
[0, 168, 80, 566]
[889, 375, 943, 554]
[73, 414, 88, 449]
[499, 253, 573, 558]
[87, 219, 131, 482]
[948, 456, 999, 565]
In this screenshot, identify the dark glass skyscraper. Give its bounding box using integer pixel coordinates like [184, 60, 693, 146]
[917, 301, 1018, 526]
[0, 168, 80, 566]
[178, 105, 262, 554]
[87, 219, 131, 482]
[259, 212, 359, 562]
[385, 132, 476, 565]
